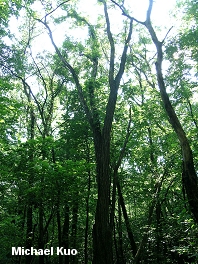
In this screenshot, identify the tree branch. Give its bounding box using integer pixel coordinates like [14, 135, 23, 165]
[115, 19, 133, 86]
[37, 18, 95, 131]
[110, 0, 145, 24]
[43, 0, 71, 22]
[103, 0, 115, 86]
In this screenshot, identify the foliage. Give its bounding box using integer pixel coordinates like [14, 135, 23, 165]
[0, 0, 198, 263]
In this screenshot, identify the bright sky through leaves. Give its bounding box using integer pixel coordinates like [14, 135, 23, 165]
[8, 0, 177, 55]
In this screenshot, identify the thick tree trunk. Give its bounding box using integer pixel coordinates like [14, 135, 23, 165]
[92, 138, 113, 264]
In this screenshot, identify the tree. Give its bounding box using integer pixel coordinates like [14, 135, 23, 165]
[1, 0, 198, 263]
[35, 1, 133, 262]
[111, 0, 198, 224]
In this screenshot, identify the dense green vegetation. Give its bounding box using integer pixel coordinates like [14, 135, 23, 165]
[0, 0, 198, 263]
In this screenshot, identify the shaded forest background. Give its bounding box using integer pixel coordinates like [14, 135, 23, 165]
[0, 0, 198, 263]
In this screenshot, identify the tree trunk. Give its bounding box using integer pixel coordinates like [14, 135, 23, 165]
[38, 202, 44, 264]
[26, 108, 35, 264]
[92, 137, 113, 264]
[147, 20, 198, 223]
[114, 0, 198, 224]
[26, 205, 33, 264]
[84, 141, 91, 264]
[155, 201, 162, 263]
[40, 9, 132, 263]
[62, 205, 70, 264]
[117, 199, 126, 264]
[57, 206, 63, 264]
[117, 179, 137, 257]
[71, 198, 78, 264]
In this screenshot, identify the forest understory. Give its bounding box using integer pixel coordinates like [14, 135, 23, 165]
[0, 0, 198, 263]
